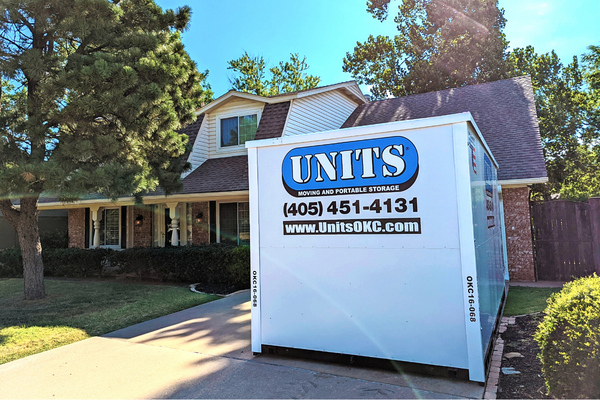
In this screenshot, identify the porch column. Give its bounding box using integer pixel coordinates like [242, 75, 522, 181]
[90, 206, 103, 248]
[167, 202, 179, 246]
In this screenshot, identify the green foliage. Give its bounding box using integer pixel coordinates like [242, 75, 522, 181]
[0, 244, 251, 287]
[344, 0, 511, 99]
[0, 248, 22, 278]
[230, 245, 250, 288]
[228, 52, 320, 96]
[0, 0, 212, 202]
[39, 229, 69, 249]
[534, 274, 600, 398]
[508, 45, 600, 200]
[0, 0, 212, 298]
[0, 247, 111, 278]
[109, 244, 250, 288]
[43, 248, 112, 278]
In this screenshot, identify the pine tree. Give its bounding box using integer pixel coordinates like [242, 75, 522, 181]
[0, 0, 211, 299]
[228, 52, 320, 96]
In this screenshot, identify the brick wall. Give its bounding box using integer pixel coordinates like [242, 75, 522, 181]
[68, 208, 85, 248]
[503, 187, 535, 281]
[192, 202, 210, 245]
[133, 206, 153, 248]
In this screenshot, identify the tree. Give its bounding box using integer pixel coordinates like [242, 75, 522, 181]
[343, 0, 511, 99]
[0, 0, 211, 299]
[227, 52, 320, 96]
[508, 45, 600, 200]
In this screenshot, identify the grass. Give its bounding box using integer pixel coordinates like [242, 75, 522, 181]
[504, 286, 563, 316]
[0, 278, 219, 365]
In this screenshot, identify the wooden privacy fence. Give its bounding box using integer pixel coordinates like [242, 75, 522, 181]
[530, 198, 600, 281]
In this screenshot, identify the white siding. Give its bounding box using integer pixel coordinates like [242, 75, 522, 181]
[207, 98, 265, 159]
[283, 90, 360, 137]
[183, 116, 209, 178]
[346, 84, 366, 102]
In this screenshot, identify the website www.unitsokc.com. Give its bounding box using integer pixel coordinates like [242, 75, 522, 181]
[283, 218, 421, 235]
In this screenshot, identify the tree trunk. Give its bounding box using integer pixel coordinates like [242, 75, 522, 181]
[18, 197, 45, 299]
[0, 197, 46, 300]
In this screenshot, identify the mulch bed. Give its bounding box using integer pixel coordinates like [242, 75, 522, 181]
[497, 314, 552, 399]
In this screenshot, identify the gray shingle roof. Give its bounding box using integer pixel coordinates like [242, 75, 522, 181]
[179, 155, 248, 194]
[342, 75, 547, 182]
[255, 101, 290, 140]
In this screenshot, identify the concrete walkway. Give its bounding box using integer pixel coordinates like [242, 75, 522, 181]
[0, 292, 483, 399]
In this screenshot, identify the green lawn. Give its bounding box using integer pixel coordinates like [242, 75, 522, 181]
[0, 278, 219, 365]
[503, 286, 563, 316]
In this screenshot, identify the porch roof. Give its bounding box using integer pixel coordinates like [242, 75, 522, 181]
[177, 155, 249, 194]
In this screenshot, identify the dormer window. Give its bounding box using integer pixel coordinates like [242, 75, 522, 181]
[220, 114, 258, 147]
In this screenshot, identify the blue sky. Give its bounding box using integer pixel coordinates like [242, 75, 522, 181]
[155, 0, 599, 98]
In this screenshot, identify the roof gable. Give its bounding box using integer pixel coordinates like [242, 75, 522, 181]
[342, 76, 546, 182]
[197, 81, 365, 116]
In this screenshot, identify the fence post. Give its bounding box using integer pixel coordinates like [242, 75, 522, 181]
[589, 197, 600, 274]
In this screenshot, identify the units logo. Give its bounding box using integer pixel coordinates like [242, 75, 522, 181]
[282, 136, 419, 197]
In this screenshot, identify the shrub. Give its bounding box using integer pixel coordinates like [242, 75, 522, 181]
[229, 245, 250, 288]
[40, 229, 69, 249]
[0, 248, 23, 278]
[534, 274, 600, 398]
[110, 244, 250, 288]
[43, 248, 113, 278]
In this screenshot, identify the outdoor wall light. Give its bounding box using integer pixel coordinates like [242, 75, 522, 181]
[195, 212, 203, 224]
[134, 215, 144, 227]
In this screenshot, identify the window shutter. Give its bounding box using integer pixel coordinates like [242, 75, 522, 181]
[209, 201, 216, 243]
[84, 208, 90, 249]
[121, 206, 127, 249]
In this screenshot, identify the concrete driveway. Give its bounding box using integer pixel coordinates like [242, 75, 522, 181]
[0, 291, 484, 399]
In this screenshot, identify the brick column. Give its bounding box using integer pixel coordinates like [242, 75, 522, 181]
[192, 202, 210, 245]
[68, 208, 85, 248]
[502, 187, 535, 281]
[132, 207, 153, 248]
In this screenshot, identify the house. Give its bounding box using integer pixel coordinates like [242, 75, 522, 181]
[36, 76, 547, 282]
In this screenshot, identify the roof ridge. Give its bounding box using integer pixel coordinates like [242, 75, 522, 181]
[373, 75, 532, 104]
[267, 80, 358, 98]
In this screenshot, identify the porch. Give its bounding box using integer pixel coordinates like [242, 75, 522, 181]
[66, 196, 249, 250]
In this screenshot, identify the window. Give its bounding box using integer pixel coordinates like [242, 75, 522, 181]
[98, 208, 120, 248]
[218, 202, 250, 245]
[220, 114, 258, 147]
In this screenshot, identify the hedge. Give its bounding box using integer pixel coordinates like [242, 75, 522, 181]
[0, 248, 23, 278]
[0, 248, 112, 278]
[109, 244, 250, 288]
[534, 274, 600, 398]
[0, 244, 251, 289]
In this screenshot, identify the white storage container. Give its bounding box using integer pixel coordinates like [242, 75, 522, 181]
[246, 112, 507, 382]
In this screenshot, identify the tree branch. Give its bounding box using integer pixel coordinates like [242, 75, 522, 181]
[0, 199, 20, 228]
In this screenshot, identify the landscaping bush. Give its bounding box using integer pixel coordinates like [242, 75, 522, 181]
[229, 245, 250, 287]
[110, 244, 250, 288]
[1, 243, 251, 287]
[43, 248, 113, 278]
[40, 229, 69, 249]
[534, 274, 600, 398]
[0, 248, 23, 278]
